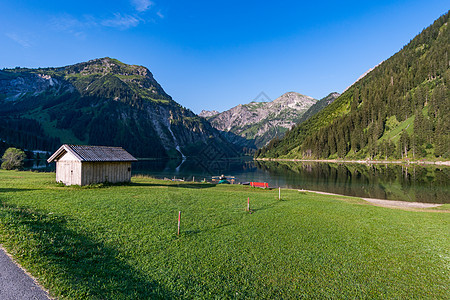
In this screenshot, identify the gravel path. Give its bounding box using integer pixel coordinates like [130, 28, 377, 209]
[0, 246, 49, 300]
[361, 198, 442, 209]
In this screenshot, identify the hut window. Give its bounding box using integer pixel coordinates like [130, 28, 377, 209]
[128, 167, 131, 172]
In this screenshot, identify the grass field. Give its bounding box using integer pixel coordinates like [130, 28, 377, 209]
[0, 170, 449, 299]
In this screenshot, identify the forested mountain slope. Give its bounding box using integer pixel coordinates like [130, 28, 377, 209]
[296, 92, 340, 125]
[257, 11, 449, 160]
[0, 58, 236, 158]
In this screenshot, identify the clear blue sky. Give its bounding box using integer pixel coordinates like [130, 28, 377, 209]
[1, 1, 448, 113]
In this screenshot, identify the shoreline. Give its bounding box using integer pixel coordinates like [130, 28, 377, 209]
[154, 177, 448, 208]
[299, 189, 445, 210]
[255, 158, 450, 166]
[141, 175, 449, 206]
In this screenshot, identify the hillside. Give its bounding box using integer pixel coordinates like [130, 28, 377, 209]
[0, 58, 237, 158]
[202, 92, 316, 149]
[257, 11, 449, 160]
[296, 92, 340, 125]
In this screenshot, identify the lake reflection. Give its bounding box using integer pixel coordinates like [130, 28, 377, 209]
[30, 158, 449, 203]
[255, 161, 449, 204]
[131, 159, 449, 204]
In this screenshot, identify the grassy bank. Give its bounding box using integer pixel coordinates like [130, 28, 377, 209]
[0, 170, 449, 299]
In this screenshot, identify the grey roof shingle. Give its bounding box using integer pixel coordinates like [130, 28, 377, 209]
[47, 144, 138, 163]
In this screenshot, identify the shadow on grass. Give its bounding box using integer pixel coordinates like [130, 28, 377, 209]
[178, 229, 201, 236]
[251, 200, 284, 213]
[130, 182, 217, 189]
[0, 202, 170, 299]
[0, 188, 39, 193]
[176, 222, 234, 237]
[54, 181, 217, 190]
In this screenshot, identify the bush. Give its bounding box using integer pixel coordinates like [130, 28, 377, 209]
[1, 147, 26, 170]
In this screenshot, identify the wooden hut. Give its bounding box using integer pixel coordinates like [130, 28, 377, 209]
[47, 144, 138, 186]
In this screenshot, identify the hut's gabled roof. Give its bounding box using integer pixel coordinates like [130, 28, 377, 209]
[47, 144, 138, 163]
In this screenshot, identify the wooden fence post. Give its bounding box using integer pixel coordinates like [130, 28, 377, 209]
[177, 211, 181, 235]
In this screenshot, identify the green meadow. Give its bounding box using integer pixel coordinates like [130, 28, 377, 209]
[0, 170, 448, 299]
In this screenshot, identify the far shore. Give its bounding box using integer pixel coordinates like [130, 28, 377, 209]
[255, 158, 450, 166]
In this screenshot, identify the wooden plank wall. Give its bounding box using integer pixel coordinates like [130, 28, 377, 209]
[56, 161, 82, 185]
[81, 162, 132, 185]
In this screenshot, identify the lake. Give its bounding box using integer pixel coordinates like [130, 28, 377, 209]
[28, 158, 449, 203]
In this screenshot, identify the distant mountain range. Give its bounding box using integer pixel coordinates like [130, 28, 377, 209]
[0, 58, 237, 158]
[257, 11, 449, 160]
[200, 92, 340, 149]
[200, 92, 317, 148]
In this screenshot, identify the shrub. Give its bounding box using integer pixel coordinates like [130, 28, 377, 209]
[1, 147, 26, 170]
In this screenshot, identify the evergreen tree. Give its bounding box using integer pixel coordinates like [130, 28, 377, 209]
[399, 130, 410, 159]
[414, 109, 425, 144]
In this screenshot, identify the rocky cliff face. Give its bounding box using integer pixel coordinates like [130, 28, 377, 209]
[0, 58, 237, 158]
[0, 73, 71, 101]
[204, 92, 316, 148]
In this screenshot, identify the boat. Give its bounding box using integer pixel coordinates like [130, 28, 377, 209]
[212, 175, 236, 184]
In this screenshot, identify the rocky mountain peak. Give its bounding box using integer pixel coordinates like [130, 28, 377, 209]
[58, 57, 173, 102]
[70, 57, 150, 78]
[270, 92, 316, 110]
[205, 91, 317, 148]
[199, 110, 220, 118]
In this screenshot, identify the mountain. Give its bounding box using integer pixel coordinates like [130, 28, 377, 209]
[257, 11, 449, 160]
[0, 57, 237, 158]
[199, 110, 219, 118]
[296, 92, 340, 125]
[342, 63, 382, 93]
[204, 92, 316, 149]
